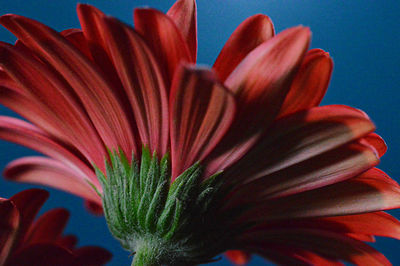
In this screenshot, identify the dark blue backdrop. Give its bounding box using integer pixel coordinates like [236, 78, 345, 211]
[0, 1, 399, 265]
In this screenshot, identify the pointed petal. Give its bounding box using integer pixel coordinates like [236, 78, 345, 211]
[228, 141, 379, 206]
[9, 189, 48, 250]
[243, 229, 390, 266]
[254, 245, 342, 266]
[4, 157, 101, 203]
[74, 246, 113, 265]
[0, 29, 108, 166]
[167, 0, 197, 61]
[24, 208, 69, 245]
[0, 116, 97, 182]
[278, 49, 333, 118]
[224, 250, 251, 265]
[0, 200, 20, 265]
[224, 105, 376, 185]
[323, 212, 400, 240]
[205, 27, 311, 175]
[97, 14, 169, 155]
[170, 65, 236, 178]
[7, 244, 75, 266]
[362, 133, 387, 157]
[60, 29, 92, 59]
[134, 8, 192, 87]
[0, 14, 137, 156]
[77, 4, 140, 134]
[213, 14, 274, 81]
[245, 168, 400, 222]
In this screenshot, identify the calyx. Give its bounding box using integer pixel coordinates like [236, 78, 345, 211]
[95, 147, 228, 265]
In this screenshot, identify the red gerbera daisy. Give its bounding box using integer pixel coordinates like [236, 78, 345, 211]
[0, 189, 111, 266]
[0, 0, 399, 265]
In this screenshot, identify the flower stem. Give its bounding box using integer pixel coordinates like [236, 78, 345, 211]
[131, 242, 159, 266]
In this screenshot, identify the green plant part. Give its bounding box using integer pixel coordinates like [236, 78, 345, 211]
[95, 147, 229, 266]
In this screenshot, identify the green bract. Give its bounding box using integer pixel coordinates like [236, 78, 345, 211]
[95, 147, 228, 265]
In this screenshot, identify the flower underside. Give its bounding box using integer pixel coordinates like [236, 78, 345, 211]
[95, 147, 234, 265]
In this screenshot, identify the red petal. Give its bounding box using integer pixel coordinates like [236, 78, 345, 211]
[278, 49, 333, 118]
[60, 29, 92, 59]
[7, 244, 75, 266]
[362, 133, 387, 157]
[170, 65, 236, 179]
[24, 208, 69, 246]
[255, 245, 342, 266]
[167, 0, 197, 61]
[0, 116, 97, 182]
[0, 200, 19, 265]
[84, 200, 103, 215]
[98, 14, 169, 155]
[0, 14, 137, 157]
[0, 30, 108, 168]
[244, 167, 400, 222]
[224, 105, 376, 185]
[213, 14, 274, 81]
[4, 157, 101, 204]
[242, 229, 390, 265]
[134, 8, 192, 87]
[205, 27, 311, 175]
[228, 141, 379, 206]
[74, 246, 113, 265]
[56, 235, 78, 250]
[224, 250, 251, 265]
[323, 212, 400, 240]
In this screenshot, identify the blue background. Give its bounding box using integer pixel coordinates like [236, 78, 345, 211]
[0, 0, 399, 265]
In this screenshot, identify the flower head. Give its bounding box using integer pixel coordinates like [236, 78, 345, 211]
[0, 189, 111, 265]
[0, 0, 399, 264]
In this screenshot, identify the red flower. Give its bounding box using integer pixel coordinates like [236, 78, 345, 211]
[0, 0, 399, 264]
[0, 189, 111, 265]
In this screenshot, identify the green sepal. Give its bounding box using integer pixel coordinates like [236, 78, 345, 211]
[96, 147, 229, 265]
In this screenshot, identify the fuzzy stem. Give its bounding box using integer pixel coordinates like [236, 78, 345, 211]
[131, 242, 159, 266]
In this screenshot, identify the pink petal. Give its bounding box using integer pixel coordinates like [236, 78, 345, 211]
[96, 13, 169, 155]
[134, 8, 192, 87]
[243, 167, 400, 222]
[213, 14, 274, 81]
[278, 49, 333, 118]
[205, 27, 311, 175]
[167, 0, 197, 61]
[24, 208, 69, 246]
[0, 200, 19, 265]
[7, 244, 75, 266]
[170, 65, 236, 179]
[0, 14, 137, 157]
[224, 105, 376, 185]
[0, 116, 97, 182]
[4, 157, 101, 204]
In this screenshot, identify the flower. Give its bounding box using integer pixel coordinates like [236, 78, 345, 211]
[0, 188, 111, 265]
[0, 0, 400, 265]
